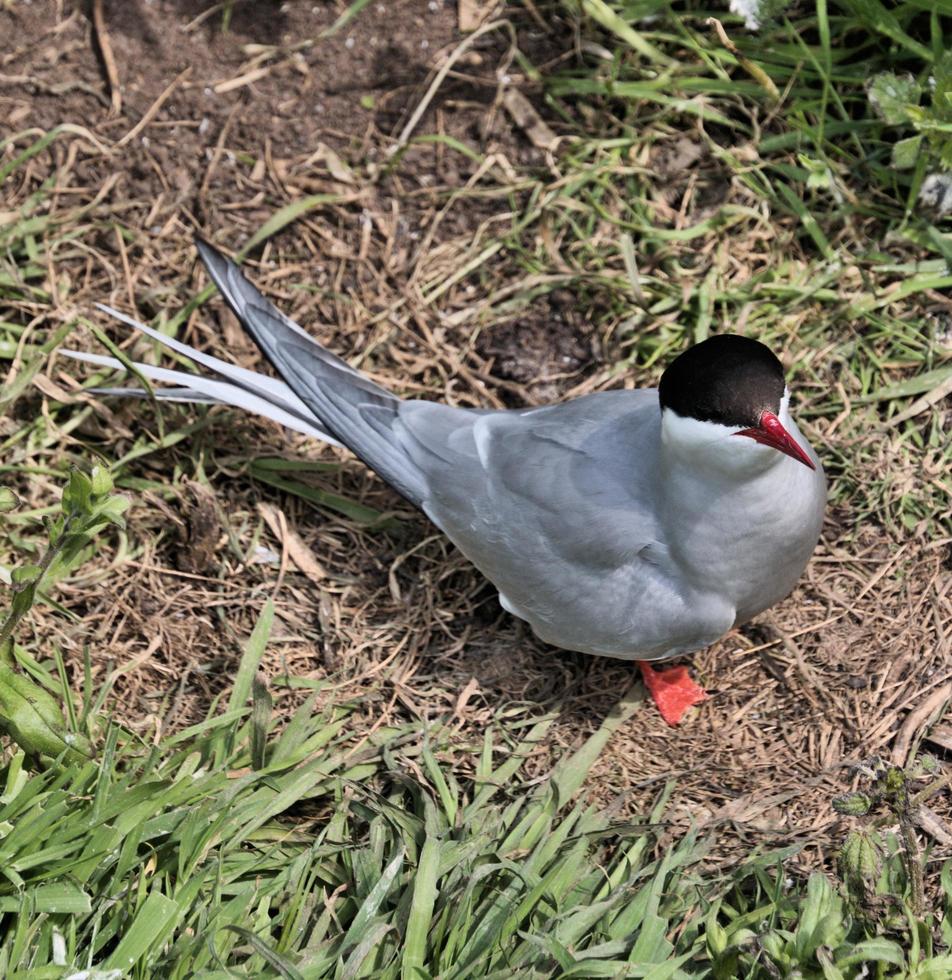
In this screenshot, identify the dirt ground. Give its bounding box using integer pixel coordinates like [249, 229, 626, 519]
[2, 0, 951, 870]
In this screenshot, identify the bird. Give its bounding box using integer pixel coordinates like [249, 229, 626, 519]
[62, 238, 827, 725]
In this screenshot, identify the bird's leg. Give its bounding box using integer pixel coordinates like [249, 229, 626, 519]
[637, 661, 707, 726]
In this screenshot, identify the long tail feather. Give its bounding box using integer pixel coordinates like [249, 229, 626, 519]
[75, 239, 430, 508]
[60, 346, 342, 445]
[194, 238, 428, 507]
[91, 386, 221, 404]
[94, 304, 326, 424]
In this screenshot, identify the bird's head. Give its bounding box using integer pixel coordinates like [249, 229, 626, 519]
[658, 334, 816, 476]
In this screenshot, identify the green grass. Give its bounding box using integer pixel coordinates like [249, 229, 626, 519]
[2, 0, 952, 975]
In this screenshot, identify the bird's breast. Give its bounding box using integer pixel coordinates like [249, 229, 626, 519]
[662, 456, 826, 620]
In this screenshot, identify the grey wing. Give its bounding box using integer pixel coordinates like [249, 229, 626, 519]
[401, 389, 663, 547]
[396, 391, 735, 659]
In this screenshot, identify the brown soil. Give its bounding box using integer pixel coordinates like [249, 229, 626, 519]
[2, 0, 950, 873]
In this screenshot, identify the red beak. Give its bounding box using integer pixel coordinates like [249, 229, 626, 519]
[735, 411, 816, 470]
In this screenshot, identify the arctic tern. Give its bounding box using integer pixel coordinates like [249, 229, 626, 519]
[63, 239, 827, 724]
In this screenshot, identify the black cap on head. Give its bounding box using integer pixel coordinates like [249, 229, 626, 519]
[658, 334, 786, 427]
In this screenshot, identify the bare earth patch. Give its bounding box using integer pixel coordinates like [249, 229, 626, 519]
[2, 0, 950, 871]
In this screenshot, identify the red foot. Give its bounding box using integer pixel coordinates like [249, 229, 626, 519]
[638, 661, 707, 726]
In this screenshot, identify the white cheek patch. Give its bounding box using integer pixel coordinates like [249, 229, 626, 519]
[660, 408, 741, 449]
[660, 405, 788, 479]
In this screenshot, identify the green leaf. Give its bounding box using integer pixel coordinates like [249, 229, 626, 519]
[46, 515, 65, 547]
[917, 956, 952, 980]
[102, 890, 181, 971]
[0, 488, 18, 513]
[402, 835, 441, 978]
[832, 792, 873, 816]
[63, 469, 92, 516]
[705, 904, 728, 957]
[836, 936, 906, 968]
[220, 925, 306, 979]
[11, 565, 42, 586]
[0, 319, 75, 415]
[0, 749, 27, 804]
[776, 182, 834, 260]
[867, 72, 920, 125]
[845, 1, 931, 60]
[859, 364, 952, 403]
[92, 495, 130, 530]
[0, 881, 92, 914]
[10, 583, 37, 620]
[227, 599, 273, 713]
[931, 51, 952, 125]
[319, 0, 375, 38]
[50, 531, 92, 570]
[341, 848, 404, 955]
[579, 0, 673, 66]
[250, 456, 342, 475]
[841, 830, 881, 882]
[88, 465, 113, 496]
[0, 126, 66, 184]
[0, 661, 90, 762]
[629, 912, 673, 963]
[550, 681, 645, 804]
[794, 873, 846, 959]
[892, 135, 923, 170]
